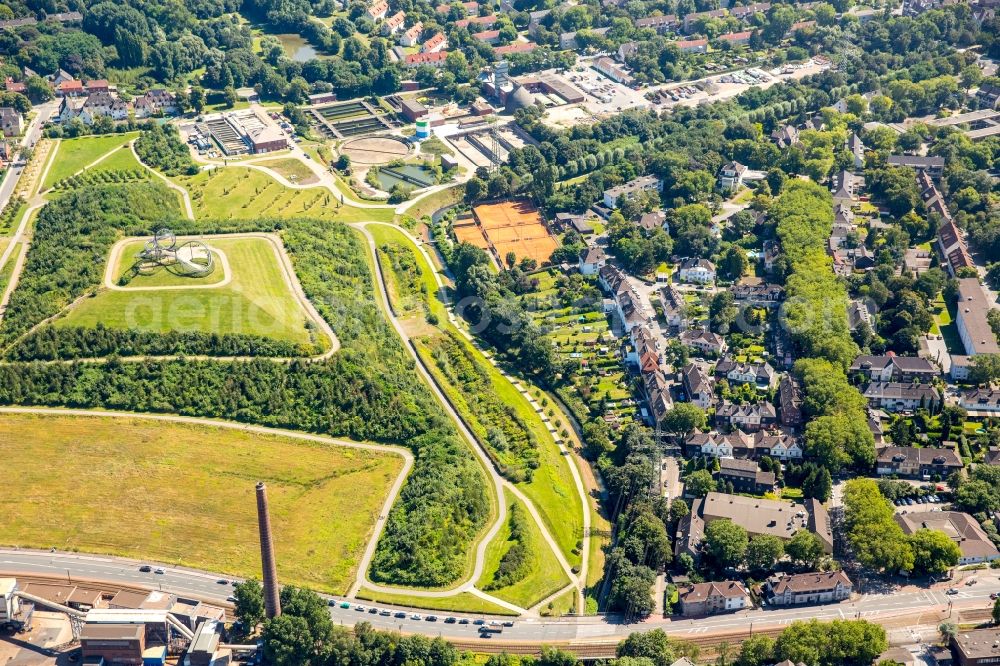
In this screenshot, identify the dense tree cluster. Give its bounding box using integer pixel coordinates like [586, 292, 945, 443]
[134, 124, 199, 176]
[484, 502, 533, 590]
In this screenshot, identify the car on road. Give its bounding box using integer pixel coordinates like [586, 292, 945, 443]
[394, 611, 406, 618]
[139, 565, 152, 572]
[379, 609, 391, 616]
[328, 600, 337, 607]
[354, 605, 365, 611]
[502, 621, 514, 627]
[426, 616, 438, 622]
[410, 613, 422, 621]
[990, 592, 998, 600]
[368, 607, 379, 614]
[458, 619, 470, 625]
[444, 617, 456, 624]
[966, 579, 977, 586]
[473, 619, 485, 625]
[154, 568, 165, 574]
[340, 602, 351, 609]
[947, 588, 959, 595]
[217, 579, 229, 585]
[226, 595, 237, 602]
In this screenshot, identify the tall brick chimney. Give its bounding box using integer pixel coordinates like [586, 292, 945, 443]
[256, 482, 281, 619]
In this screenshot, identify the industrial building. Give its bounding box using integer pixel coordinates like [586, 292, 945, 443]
[198, 110, 288, 156]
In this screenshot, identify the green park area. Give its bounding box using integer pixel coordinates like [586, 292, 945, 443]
[174, 166, 394, 224]
[0, 412, 404, 592]
[57, 236, 320, 347]
[113, 239, 227, 288]
[476, 496, 571, 609]
[43, 133, 139, 190]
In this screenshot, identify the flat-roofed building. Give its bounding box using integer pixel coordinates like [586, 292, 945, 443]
[81, 623, 145, 666]
[951, 627, 1000, 666]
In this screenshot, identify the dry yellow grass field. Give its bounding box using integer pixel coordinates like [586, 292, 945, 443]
[0, 413, 404, 592]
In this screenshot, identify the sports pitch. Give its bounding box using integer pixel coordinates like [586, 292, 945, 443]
[57, 236, 318, 346]
[0, 412, 404, 592]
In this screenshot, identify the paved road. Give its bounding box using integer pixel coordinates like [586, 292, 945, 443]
[0, 100, 57, 213]
[3, 550, 999, 644]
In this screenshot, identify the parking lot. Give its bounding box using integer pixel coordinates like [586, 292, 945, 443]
[563, 64, 650, 115]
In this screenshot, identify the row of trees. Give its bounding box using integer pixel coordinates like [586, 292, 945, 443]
[842, 479, 960, 575]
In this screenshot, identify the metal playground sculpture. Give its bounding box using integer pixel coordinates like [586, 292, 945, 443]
[137, 229, 215, 277]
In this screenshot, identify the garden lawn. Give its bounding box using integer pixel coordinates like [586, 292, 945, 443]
[44, 134, 139, 189]
[57, 236, 317, 346]
[175, 167, 394, 224]
[476, 496, 570, 609]
[0, 412, 403, 592]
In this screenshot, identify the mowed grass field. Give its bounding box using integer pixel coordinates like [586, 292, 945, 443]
[91, 145, 146, 173]
[43, 134, 139, 189]
[57, 237, 317, 346]
[0, 412, 404, 592]
[356, 588, 517, 616]
[256, 158, 319, 185]
[174, 167, 394, 224]
[476, 497, 570, 609]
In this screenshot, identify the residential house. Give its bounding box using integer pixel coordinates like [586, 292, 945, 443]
[559, 26, 610, 50]
[0, 107, 23, 137]
[132, 89, 177, 118]
[660, 284, 689, 330]
[976, 83, 1000, 110]
[578, 246, 607, 275]
[677, 581, 748, 617]
[717, 30, 751, 46]
[729, 2, 771, 19]
[683, 8, 727, 32]
[644, 369, 673, 425]
[714, 358, 776, 389]
[677, 257, 716, 284]
[775, 374, 803, 428]
[730, 281, 783, 303]
[680, 328, 726, 356]
[950, 355, 974, 382]
[849, 355, 939, 382]
[616, 289, 650, 333]
[771, 124, 800, 149]
[55, 78, 84, 97]
[716, 458, 776, 494]
[79, 92, 131, 123]
[887, 154, 945, 178]
[422, 32, 447, 53]
[955, 279, 1000, 356]
[762, 239, 780, 274]
[4, 76, 26, 94]
[634, 14, 678, 33]
[876, 446, 963, 479]
[367, 0, 389, 20]
[763, 571, 852, 606]
[473, 29, 501, 45]
[718, 160, 748, 191]
[527, 9, 550, 36]
[848, 300, 874, 332]
[863, 382, 941, 413]
[403, 52, 448, 68]
[846, 133, 865, 169]
[830, 170, 864, 205]
[85, 79, 109, 94]
[715, 401, 776, 432]
[454, 14, 496, 28]
[603, 175, 662, 208]
[675, 38, 708, 53]
[494, 42, 538, 56]
[638, 210, 668, 233]
[959, 388, 1000, 414]
[401, 22, 424, 46]
[616, 41, 639, 62]
[681, 363, 715, 409]
[594, 56, 634, 85]
[896, 512, 1000, 564]
[382, 11, 406, 35]
[628, 326, 661, 372]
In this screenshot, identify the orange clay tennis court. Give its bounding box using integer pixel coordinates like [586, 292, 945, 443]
[453, 218, 492, 250]
[471, 200, 558, 265]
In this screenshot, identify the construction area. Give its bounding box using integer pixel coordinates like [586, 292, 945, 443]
[339, 136, 410, 166]
[456, 200, 558, 267]
[307, 100, 396, 139]
[446, 123, 533, 170]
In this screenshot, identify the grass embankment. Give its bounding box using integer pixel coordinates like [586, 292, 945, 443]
[367, 223, 445, 323]
[371, 225, 584, 567]
[91, 145, 145, 173]
[0, 412, 403, 592]
[58, 236, 317, 346]
[175, 167, 394, 224]
[256, 158, 320, 185]
[403, 185, 463, 221]
[43, 134, 138, 190]
[476, 496, 570, 609]
[356, 588, 517, 616]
